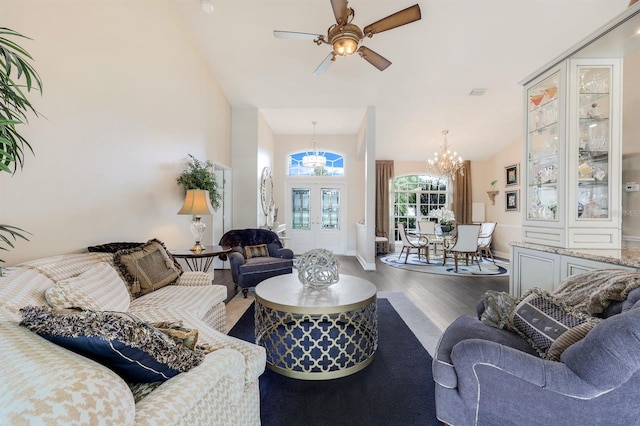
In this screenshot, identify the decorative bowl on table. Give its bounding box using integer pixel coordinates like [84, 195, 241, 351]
[297, 249, 339, 289]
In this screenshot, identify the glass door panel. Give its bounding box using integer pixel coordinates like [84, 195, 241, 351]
[291, 188, 311, 230]
[576, 65, 611, 220]
[527, 70, 560, 221]
[321, 188, 340, 230]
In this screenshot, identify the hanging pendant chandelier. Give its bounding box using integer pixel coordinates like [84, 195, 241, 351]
[302, 121, 326, 168]
[427, 130, 464, 180]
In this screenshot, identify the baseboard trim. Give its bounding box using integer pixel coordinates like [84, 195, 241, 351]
[356, 253, 376, 271]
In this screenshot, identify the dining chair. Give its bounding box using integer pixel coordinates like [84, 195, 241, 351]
[477, 222, 497, 263]
[398, 223, 429, 264]
[442, 224, 482, 272]
[375, 231, 389, 254]
[418, 220, 440, 258]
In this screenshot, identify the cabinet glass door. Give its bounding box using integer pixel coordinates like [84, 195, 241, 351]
[526, 71, 560, 221]
[576, 66, 611, 220]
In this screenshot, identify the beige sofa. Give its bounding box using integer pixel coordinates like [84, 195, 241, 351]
[0, 251, 265, 425]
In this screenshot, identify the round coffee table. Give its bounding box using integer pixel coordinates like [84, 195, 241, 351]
[254, 274, 377, 380]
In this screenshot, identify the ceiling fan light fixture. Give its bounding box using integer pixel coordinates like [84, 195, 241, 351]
[332, 36, 359, 56]
[329, 24, 363, 56]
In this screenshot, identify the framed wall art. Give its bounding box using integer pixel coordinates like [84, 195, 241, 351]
[505, 163, 519, 186]
[505, 190, 519, 212]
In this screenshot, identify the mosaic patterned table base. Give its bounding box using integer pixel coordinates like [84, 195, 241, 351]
[255, 297, 378, 380]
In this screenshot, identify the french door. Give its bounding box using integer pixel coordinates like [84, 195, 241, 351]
[285, 182, 346, 255]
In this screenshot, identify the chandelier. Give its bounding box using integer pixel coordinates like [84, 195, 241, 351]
[302, 121, 326, 168]
[427, 130, 464, 180]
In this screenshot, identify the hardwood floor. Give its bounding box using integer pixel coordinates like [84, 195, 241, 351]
[213, 255, 509, 331]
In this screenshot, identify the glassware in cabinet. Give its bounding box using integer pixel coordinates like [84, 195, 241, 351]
[575, 65, 611, 220]
[526, 70, 560, 221]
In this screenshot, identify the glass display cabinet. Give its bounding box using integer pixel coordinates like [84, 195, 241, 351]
[572, 63, 613, 222]
[522, 58, 621, 249]
[526, 69, 562, 224]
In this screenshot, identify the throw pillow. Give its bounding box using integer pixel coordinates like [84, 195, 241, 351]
[20, 306, 204, 383]
[45, 262, 131, 312]
[114, 239, 182, 297]
[153, 321, 199, 351]
[508, 288, 601, 361]
[245, 244, 269, 259]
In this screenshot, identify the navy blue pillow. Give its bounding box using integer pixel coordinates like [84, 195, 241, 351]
[20, 307, 204, 383]
[41, 334, 182, 382]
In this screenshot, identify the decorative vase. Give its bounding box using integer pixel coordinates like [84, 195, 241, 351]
[297, 249, 339, 289]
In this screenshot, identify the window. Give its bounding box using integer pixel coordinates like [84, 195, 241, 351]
[393, 175, 448, 240]
[288, 151, 344, 176]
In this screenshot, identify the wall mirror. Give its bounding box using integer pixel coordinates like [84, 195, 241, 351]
[260, 167, 274, 221]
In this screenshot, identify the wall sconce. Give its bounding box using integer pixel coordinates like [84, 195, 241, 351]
[487, 190, 499, 205]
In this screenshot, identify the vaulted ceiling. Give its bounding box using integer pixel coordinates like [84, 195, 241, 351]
[173, 0, 631, 161]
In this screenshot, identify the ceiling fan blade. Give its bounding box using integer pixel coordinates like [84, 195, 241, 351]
[330, 0, 349, 25]
[363, 4, 421, 37]
[313, 52, 336, 76]
[357, 46, 391, 71]
[273, 30, 322, 41]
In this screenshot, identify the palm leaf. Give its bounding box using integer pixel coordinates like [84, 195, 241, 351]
[0, 225, 30, 263]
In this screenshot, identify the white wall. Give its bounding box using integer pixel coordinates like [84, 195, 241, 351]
[0, 0, 231, 265]
[231, 108, 259, 229]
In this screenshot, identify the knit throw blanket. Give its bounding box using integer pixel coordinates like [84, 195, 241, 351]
[479, 269, 640, 328]
[552, 269, 640, 315]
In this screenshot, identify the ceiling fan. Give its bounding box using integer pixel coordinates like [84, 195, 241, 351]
[273, 0, 421, 75]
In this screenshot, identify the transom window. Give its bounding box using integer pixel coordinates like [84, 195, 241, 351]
[393, 175, 448, 240]
[288, 151, 345, 176]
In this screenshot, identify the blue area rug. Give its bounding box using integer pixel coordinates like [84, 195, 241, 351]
[380, 253, 509, 276]
[229, 297, 439, 426]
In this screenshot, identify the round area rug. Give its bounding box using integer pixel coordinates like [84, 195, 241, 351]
[379, 253, 509, 277]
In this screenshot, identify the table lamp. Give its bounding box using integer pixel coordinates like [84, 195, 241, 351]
[177, 189, 214, 252]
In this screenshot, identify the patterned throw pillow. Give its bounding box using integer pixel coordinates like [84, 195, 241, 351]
[509, 288, 601, 361]
[245, 244, 269, 259]
[20, 306, 204, 383]
[45, 262, 131, 312]
[114, 239, 182, 297]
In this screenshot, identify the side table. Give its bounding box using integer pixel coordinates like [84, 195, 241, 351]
[169, 245, 231, 275]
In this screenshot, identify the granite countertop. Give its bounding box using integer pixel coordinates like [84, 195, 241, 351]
[511, 241, 640, 269]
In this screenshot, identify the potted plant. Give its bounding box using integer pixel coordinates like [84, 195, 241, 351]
[0, 27, 43, 265]
[176, 154, 222, 210]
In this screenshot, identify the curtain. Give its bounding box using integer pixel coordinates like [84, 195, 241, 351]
[451, 160, 472, 224]
[376, 161, 394, 250]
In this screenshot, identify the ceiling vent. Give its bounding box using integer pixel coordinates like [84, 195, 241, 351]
[469, 88, 487, 96]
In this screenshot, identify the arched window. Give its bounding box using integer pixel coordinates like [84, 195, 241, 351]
[393, 175, 448, 240]
[288, 151, 345, 176]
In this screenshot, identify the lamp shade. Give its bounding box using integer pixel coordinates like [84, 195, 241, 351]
[177, 190, 214, 216]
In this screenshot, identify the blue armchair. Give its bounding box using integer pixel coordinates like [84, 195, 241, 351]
[433, 287, 640, 425]
[218, 228, 294, 298]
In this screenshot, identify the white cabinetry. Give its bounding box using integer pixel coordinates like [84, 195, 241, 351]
[510, 247, 560, 297]
[522, 59, 622, 249]
[510, 244, 637, 298]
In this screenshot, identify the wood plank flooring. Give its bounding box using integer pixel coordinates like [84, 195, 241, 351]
[213, 255, 508, 331]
